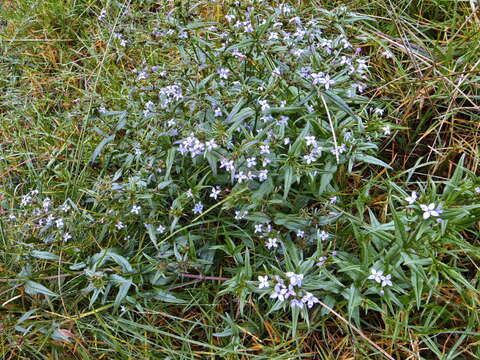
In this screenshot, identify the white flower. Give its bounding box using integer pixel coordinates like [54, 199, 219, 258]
[217, 68, 231, 79]
[305, 135, 317, 146]
[331, 144, 347, 156]
[55, 219, 64, 228]
[279, 4, 293, 14]
[311, 73, 335, 89]
[246, 157, 257, 168]
[290, 299, 304, 308]
[260, 145, 270, 154]
[258, 275, 269, 289]
[243, 22, 254, 33]
[316, 256, 327, 267]
[291, 48, 305, 57]
[266, 237, 278, 249]
[368, 269, 383, 283]
[311, 72, 324, 85]
[301, 292, 320, 309]
[214, 107, 222, 117]
[220, 158, 235, 173]
[193, 202, 204, 214]
[63, 233, 72, 242]
[475, 187, 480, 194]
[285, 272, 304, 287]
[420, 203, 440, 219]
[205, 139, 218, 151]
[258, 170, 268, 182]
[318, 230, 329, 241]
[186, 189, 193, 198]
[293, 29, 306, 40]
[156, 225, 166, 233]
[20, 195, 33, 207]
[98, 8, 107, 21]
[322, 74, 335, 89]
[145, 101, 154, 110]
[382, 126, 391, 135]
[380, 274, 392, 287]
[289, 16, 302, 25]
[116, 221, 125, 230]
[303, 153, 316, 165]
[268, 32, 279, 41]
[235, 171, 248, 184]
[259, 100, 270, 111]
[235, 210, 248, 220]
[270, 283, 288, 301]
[231, 49, 246, 59]
[210, 186, 221, 200]
[297, 230, 305, 238]
[405, 191, 418, 205]
[131, 205, 141, 214]
[43, 198, 52, 210]
[137, 70, 148, 81]
[382, 50, 393, 59]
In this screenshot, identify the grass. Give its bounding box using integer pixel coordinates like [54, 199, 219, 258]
[1, 0, 479, 359]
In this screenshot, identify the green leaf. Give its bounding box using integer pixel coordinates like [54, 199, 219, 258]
[411, 271, 424, 309]
[107, 252, 133, 273]
[145, 224, 158, 249]
[227, 107, 255, 127]
[252, 177, 274, 200]
[205, 152, 218, 176]
[318, 161, 337, 195]
[92, 134, 115, 161]
[345, 284, 361, 325]
[152, 290, 187, 304]
[17, 308, 39, 324]
[31, 251, 59, 261]
[390, 198, 407, 246]
[225, 98, 246, 123]
[111, 274, 132, 307]
[323, 90, 359, 124]
[283, 166, 294, 199]
[355, 154, 392, 169]
[157, 180, 172, 190]
[25, 280, 57, 297]
[164, 148, 176, 180]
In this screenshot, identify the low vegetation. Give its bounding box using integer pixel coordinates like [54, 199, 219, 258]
[1, 1, 479, 359]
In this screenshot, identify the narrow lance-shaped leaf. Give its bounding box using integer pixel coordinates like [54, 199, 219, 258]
[25, 280, 57, 297]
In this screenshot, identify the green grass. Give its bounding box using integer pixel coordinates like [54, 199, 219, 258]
[1, 1, 480, 359]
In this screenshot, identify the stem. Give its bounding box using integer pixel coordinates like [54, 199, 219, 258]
[320, 93, 339, 164]
[178, 273, 229, 281]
